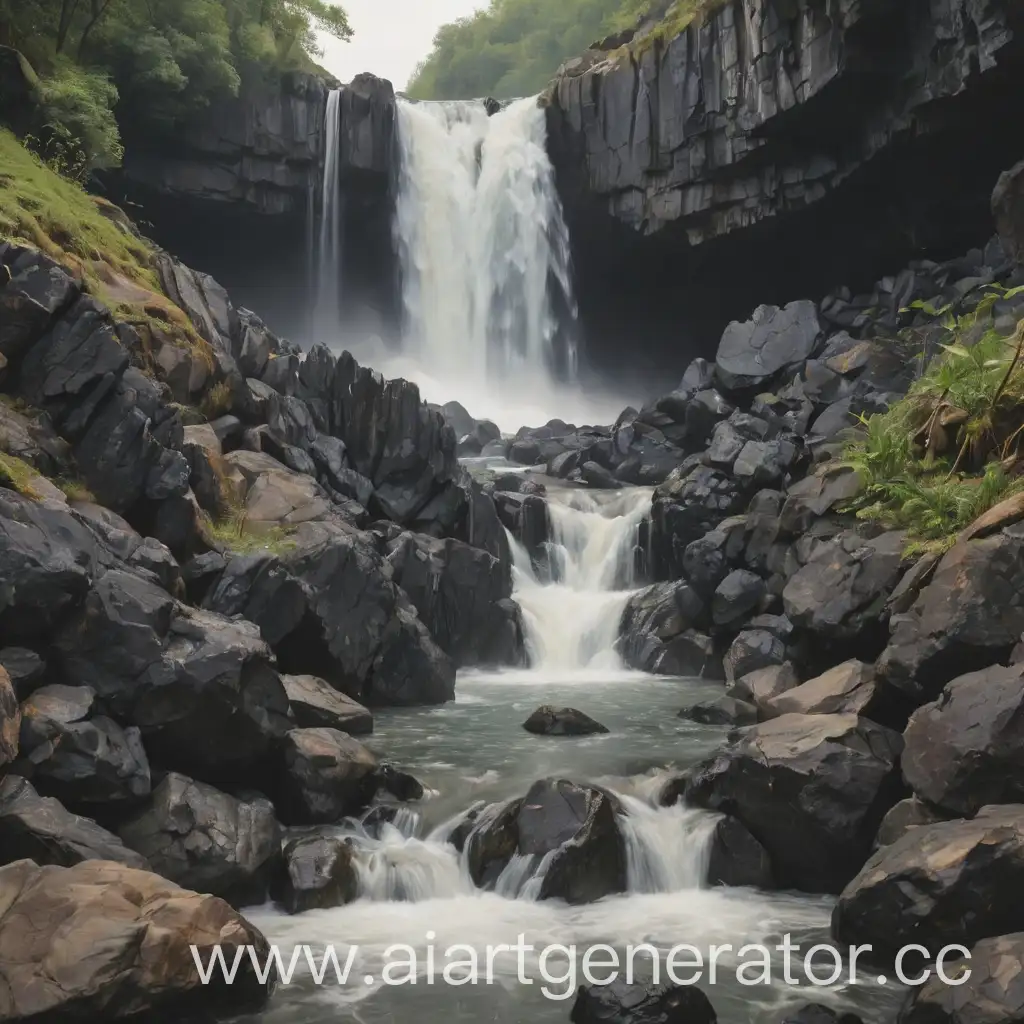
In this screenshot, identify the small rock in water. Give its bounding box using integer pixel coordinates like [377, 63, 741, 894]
[522, 706, 609, 736]
[571, 979, 717, 1024]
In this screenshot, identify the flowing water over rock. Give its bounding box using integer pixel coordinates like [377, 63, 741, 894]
[243, 488, 905, 1024]
[313, 88, 343, 344]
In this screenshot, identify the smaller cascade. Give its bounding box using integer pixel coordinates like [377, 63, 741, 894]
[509, 487, 653, 674]
[313, 88, 343, 345]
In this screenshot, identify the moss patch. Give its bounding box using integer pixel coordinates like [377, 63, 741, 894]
[0, 452, 44, 500]
[623, 0, 731, 57]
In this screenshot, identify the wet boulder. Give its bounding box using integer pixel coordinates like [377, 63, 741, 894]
[571, 979, 717, 1024]
[0, 243, 79, 361]
[833, 805, 1024, 958]
[119, 773, 281, 906]
[386, 532, 520, 667]
[899, 933, 1024, 1024]
[723, 629, 787, 684]
[282, 673, 373, 735]
[712, 569, 766, 627]
[469, 779, 626, 904]
[275, 727, 379, 825]
[619, 582, 718, 677]
[687, 713, 903, 893]
[55, 570, 292, 783]
[783, 530, 906, 647]
[17, 684, 150, 811]
[0, 775, 147, 869]
[0, 858, 274, 1020]
[878, 527, 1024, 704]
[523, 706, 609, 736]
[330, 352, 458, 523]
[0, 490, 98, 643]
[271, 835, 358, 914]
[902, 663, 1024, 816]
[650, 467, 745, 579]
[707, 815, 774, 889]
[205, 522, 455, 708]
[715, 301, 822, 393]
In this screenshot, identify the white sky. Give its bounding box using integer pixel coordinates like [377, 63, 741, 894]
[318, 0, 488, 93]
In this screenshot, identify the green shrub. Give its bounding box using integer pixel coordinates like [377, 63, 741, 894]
[843, 287, 1024, 550]
[37, 60, 122, 172]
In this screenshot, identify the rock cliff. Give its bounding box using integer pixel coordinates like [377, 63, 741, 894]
[113, 70, 399, 344]
[545, 0, 1024, 374]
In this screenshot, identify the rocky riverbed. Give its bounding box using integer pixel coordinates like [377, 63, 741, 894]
[2, 118, 1024, 1024]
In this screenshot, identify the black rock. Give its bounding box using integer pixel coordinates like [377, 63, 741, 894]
[0, 775, 148, 870]
[571, 979, 716, 1024]
[468, 779, 625, 904]
[715, 302, 822, 393]
[523, 706, 609, 736]
[706, 815, 774, 889]
[271, 835, 358, 914]
[711, 569, 766, 627]
[687, 713, 903, 893]
[282, 674, 373, 735]
[386, 532, 519, 668]
[722, 629, 786, 684]
[119, 773, 281, 906]
[275, 727, 379, 825]
[17, 684, 151, 811]
[833, 806, 1024, 959]
[902, 663, 1024, 816]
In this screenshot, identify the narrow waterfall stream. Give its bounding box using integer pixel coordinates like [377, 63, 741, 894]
[245, 483, 904, 1024]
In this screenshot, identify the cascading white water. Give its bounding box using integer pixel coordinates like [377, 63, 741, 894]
[509, 487, 653, 674]
[313, 88, 343, 344]
[390, 97, 584, 429]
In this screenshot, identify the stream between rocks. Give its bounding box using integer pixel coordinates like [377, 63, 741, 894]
[237, 483, 907, 1024]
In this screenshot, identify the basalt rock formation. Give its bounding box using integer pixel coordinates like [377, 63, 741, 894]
[544, 0, 1024, 376]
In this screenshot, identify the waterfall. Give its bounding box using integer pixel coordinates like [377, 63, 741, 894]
[313, 88, 343, 344]
[392, 96, 579, 427]
[509, 488, 652, 674]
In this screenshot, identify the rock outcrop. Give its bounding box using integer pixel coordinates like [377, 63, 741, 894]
[545, 0, 1024, 373]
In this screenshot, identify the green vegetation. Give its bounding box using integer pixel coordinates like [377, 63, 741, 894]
[407, 0, 726, 101]
[202, 504, 296, 556]
[57, 477, 96, 502]
[843, 287, 1024, 552]
[0, 452, 45, 500]
[0, 0, 352, 170]
[407, 0, 639, 101]
[0, 129, 220, 397]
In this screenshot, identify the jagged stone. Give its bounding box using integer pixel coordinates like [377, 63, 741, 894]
[687, 713, 903, 892]
[119, 773, 281, 905]
[282, 674, 373, 735]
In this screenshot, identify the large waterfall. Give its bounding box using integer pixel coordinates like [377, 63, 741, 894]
[393, 98, 577, 415]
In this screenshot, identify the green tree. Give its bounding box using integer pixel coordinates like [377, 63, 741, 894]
[407, 0, 646, 101]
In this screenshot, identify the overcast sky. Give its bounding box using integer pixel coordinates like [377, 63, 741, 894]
[318, 0, 487, 93]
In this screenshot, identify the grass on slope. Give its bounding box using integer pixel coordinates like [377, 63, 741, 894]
[0, 129, 216, 387]
[843, 290, 1024, 552]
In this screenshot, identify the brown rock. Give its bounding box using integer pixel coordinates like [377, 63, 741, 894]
[0, 666, 18, 767]
[0, 858, 274, 1020]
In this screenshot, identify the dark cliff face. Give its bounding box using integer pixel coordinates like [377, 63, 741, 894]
[545, 0, 1024, 378]
[112, 71, 399, 346]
